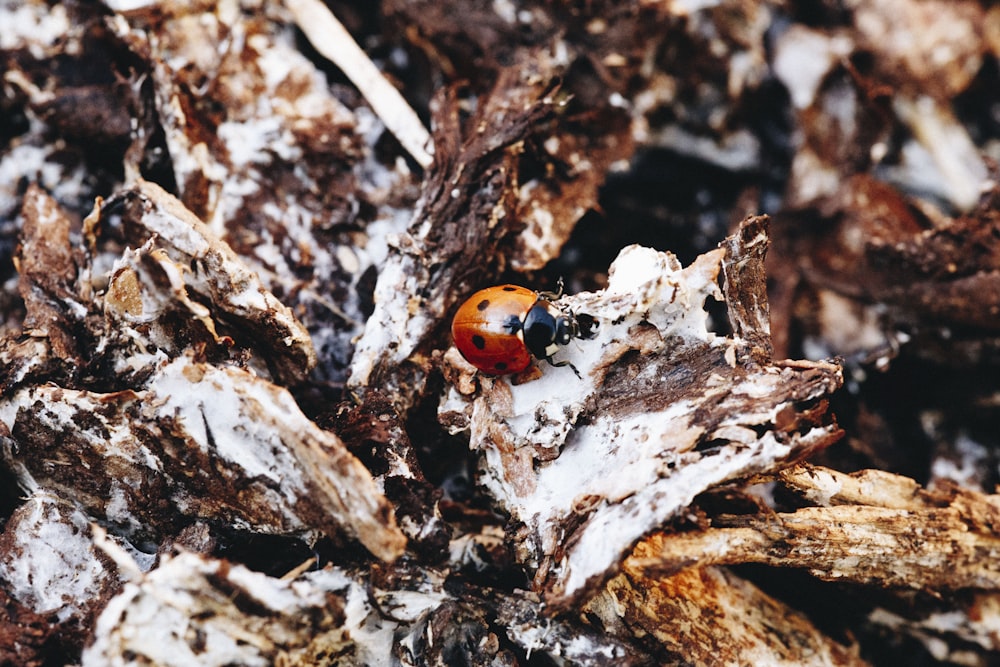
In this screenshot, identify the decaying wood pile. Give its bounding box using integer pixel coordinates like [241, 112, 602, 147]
[1, 0, 999, 665]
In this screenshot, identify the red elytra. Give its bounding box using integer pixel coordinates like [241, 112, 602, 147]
[451, 284, 595, 376]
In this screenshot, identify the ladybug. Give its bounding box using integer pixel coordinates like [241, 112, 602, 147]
[451, 284, 595, 377]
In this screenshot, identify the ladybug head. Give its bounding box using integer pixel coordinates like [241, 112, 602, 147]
[522, 300, 597, 362]
[554, 315, 574, 346]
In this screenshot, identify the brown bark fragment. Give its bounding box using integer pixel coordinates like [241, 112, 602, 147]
[590, 565, 866, 666]
[17, 184, 87, 364]
[2, 361, 405, 561]
[0, 587, 57, 667]
[4, 0, 1000, 664]
[722, 213, 773, 363]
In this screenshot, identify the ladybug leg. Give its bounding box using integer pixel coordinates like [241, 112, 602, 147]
[547, 356, 582, 379]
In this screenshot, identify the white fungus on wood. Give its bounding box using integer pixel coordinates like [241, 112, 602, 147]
[441, 218, 844, 608]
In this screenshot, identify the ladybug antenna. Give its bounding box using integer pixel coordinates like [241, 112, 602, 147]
[537, 277, 565, 301]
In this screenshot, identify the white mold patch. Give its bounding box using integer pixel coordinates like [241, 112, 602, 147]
[0, 492, 127, 624]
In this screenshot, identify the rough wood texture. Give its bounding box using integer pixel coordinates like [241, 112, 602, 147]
[630, 464, 1000, 591]
[3, 181, 406, 562]
[2, 0, 1000, 665]
[589, 565, 866, 666]
[440, 216, 843, 610]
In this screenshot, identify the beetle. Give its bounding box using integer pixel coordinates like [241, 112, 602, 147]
[451, 284, 595, 377]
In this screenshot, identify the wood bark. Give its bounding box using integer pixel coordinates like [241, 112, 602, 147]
[1, 1, 999, 665]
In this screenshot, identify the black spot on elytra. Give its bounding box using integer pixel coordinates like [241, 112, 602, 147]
[471, 334, 486, 350]
[494, 362, 508, 371]
[477, 299, 490, 311]
[502, 286, 517, 291]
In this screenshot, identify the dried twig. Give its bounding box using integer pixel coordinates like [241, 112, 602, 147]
[285, 0, 433, 169]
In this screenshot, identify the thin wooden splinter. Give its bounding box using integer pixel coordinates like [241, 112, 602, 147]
[285, 0, 434, 169]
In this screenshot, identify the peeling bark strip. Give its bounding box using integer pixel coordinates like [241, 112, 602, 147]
[103, 2, 405, 386]
[17, 184, 86, 364]
[348, 39, 636, 404]
[349, 50, 564, 397]
[625, 463, 1000, 600]
[722, 214, 773, 363]
[442, 218, 844, 609]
